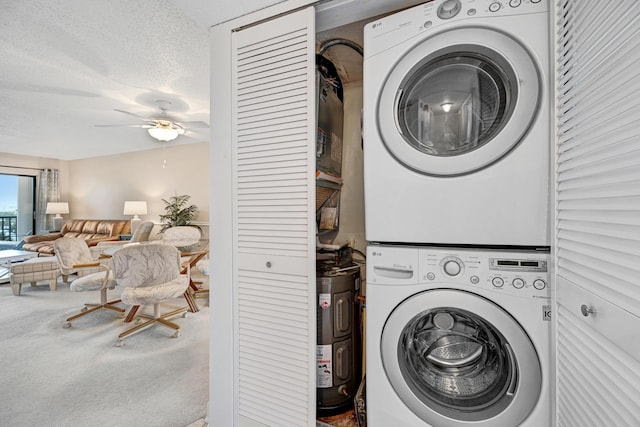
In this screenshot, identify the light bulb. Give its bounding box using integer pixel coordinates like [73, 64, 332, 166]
[441, 102, 453, 113]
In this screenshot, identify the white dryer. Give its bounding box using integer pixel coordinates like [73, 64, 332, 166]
[363, 0, 550, 246]
[366, 244, 551, 426]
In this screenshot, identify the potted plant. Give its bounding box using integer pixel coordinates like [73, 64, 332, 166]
[159, 194, 199, 232]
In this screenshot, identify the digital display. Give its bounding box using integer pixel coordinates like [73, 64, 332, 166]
[490, 258, 547, 272]
[497, 260, 519, 266]
[520, 261, 540, 267]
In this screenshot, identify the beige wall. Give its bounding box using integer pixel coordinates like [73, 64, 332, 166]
[68, 142, 210, 228]
[0, 152, 70, 198]
[1, 142, 209, 234]
[334, 82, 366, 255]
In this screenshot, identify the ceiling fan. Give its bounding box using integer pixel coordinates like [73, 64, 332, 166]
[96, 100, 209, 141]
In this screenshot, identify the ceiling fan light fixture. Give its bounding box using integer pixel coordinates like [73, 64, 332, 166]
[147, 123, 185, 141]
[148, 126, 178, 141]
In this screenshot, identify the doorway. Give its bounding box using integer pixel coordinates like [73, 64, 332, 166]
[0, 173, 36, 249]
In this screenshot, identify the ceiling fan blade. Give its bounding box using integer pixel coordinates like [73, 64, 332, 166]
[177, 120, 210, 128]
[113, 109, 150, 120]
[95, 124, 152, 128]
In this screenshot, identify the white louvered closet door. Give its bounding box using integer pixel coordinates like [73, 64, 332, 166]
[232, 7, 317, 427]
[554, 1, 640, 426]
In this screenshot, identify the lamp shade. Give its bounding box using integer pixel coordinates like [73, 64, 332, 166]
[123, 201, 147, 216]
[46, 202, 69, 215]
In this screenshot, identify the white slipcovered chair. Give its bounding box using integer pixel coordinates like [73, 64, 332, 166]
[160, 225, 202, 251]
[54, 237, 125, 328]
[107, 220, 154, 244]
[159, 226, 209, 311]
[111, 244, 190, 346]
[93, 220, 155, 254]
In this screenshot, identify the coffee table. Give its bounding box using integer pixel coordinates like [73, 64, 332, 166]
[0, 250, 38, 283]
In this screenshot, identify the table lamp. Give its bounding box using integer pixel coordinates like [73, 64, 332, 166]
[46, 202, 69, 232]
[123, 201, 147, 233]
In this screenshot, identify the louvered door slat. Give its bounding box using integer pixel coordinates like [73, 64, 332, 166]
[556, 281, 640, 427]
[554, 1, 640, 425]
[232, 8, 316, 427]
[238, 84, 307, 106]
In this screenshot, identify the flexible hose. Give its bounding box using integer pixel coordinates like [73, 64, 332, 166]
[318, 38, 364, 57]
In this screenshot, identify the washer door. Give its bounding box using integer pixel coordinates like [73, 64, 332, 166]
[381, 289, 541, 426]
[377, 27, 541, 176]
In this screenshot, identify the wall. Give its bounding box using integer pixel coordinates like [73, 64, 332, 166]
[0, 153, 70, 235]
[333, 82, 365, 255]
[68, 142, 210, 230]
[0, 152, 70, 198]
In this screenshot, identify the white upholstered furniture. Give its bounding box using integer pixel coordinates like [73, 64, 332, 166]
[160, 226, 209, 311]
[111, 244, 190, 346]
[95, 221, 155, 251]
[54, 237, 125, 327]
[160, 226, 202, 250]
[9, 257, 60, 295]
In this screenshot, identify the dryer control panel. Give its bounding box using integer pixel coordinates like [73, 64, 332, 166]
[365, 0, 549, 58]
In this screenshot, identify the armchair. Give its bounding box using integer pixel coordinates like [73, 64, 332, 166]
[111, 244, 190, 346]
[161, 226, 209, 311]
[94, 221, 154, 253]
[54, 237, 125, 328]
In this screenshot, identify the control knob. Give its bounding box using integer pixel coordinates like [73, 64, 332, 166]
[437, 0, 462, 19]
[533, 279, 547, 290]
[512, 278, 525, 289]
[443, 259, 462, 276]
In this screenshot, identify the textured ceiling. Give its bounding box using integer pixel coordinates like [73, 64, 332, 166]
[170, 0, 287, 27]
[0, 0, 213, 160]
[0, 0, 366, 161]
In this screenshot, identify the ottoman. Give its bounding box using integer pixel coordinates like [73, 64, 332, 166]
[10, 257, 60, 296]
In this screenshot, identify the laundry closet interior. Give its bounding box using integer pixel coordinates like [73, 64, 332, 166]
[210, 0, 640, 426]
[212, 3, 424, 425]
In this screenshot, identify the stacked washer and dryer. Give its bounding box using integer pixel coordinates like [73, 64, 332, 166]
[362, 0, 552, 426]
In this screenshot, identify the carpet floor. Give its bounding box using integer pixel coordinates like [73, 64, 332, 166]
[0, 275, 209, 427]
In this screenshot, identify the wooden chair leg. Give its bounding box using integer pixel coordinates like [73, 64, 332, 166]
[124, 305, 140, 322]
[184, 290, 199, 313]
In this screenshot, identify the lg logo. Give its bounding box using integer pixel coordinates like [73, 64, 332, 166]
[543, 305, 552, 321]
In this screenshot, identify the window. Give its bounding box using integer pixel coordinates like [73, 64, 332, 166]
[0, 174, 36, 248]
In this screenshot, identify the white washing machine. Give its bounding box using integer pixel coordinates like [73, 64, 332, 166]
[366, 244, 551, 426]
[363, 0, 550, 246]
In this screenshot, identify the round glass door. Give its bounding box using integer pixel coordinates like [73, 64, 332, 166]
[381, 289, 541, 426]
[377, 28, 541, 175]
[397, 53, 513, 157]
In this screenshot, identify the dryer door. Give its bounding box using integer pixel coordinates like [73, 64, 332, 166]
[381, 289, 541, 426]
[377, 28, 540, 176]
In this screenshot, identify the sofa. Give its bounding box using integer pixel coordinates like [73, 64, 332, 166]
[22, 219, 131, 256]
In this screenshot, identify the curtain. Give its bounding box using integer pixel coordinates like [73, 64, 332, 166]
[37, 169, 60, 231]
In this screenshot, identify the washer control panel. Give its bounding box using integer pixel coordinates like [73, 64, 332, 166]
[418, 247, 550, 297]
